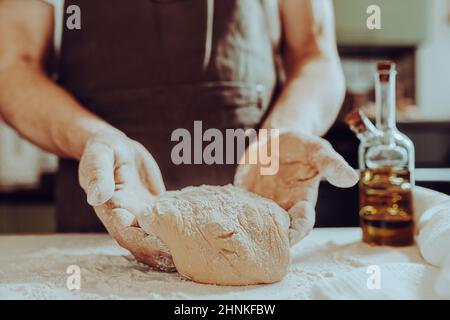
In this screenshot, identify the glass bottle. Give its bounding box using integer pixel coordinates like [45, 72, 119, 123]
[345, 61, 415, 246]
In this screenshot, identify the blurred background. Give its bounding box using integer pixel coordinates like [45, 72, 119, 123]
[1, 0, 449, 233]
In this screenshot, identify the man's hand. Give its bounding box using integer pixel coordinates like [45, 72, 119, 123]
[78, 129, 175, 271]
[235, 131, 358, 246]
[241, 1, 352, 246]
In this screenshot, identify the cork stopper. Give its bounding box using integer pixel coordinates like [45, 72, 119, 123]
[344, 108, 367, 134]
[377, 60, 396, 82]
[377, 60, 396, 72]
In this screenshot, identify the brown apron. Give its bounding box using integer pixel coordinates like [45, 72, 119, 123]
[56, 0, 281, 231]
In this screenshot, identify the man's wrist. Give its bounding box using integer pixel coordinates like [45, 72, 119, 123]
[59, 116, 121, 160]
[262, 111, 317, 135]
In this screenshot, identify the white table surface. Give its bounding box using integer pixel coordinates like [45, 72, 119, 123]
[0, 228, 427, 300]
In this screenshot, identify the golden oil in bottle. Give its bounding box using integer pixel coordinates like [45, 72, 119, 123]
[359, 167, 414, 246]
[346, 61, 416, 247]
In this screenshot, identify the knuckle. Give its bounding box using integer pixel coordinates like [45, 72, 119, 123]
[113, 231, 130, 249]
[104, 198, 122, 211]
[319, 138, 333, 148]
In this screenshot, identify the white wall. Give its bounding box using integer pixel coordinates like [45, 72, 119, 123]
[416, 0, 450, 118]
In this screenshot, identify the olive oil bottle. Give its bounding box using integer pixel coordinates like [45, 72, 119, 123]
[346, 61, 415, 246]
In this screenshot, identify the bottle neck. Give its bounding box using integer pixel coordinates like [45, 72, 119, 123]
[375, 71, 397, 131]
[345, 109, 382, 142]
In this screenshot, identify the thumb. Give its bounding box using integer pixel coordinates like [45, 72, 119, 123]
[288, 201, 316, 246]
[316, 145, 358, 188]
[79, 140, 115, 206]
[233, 131, 264, 189]
[133, 141, 166, 195]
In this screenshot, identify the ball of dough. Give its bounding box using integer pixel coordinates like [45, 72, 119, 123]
[138, 185, 290, 286]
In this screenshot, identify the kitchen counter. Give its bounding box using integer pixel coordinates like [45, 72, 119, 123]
[0, 228, 431, 300]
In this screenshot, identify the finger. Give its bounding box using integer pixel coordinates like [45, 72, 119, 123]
[233, 132, 264, 189]
[133, 141, 166, 195]
[79, 141, 115, 206]
[288, 201, 316, 246]
[234, 151, 254, 188]
[233, 162, 256, 189]
[118, 226, 175, 272]
[95, 205, 175, 271]
[315, 145, 358, 188]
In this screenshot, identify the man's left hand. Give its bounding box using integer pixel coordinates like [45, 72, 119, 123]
[234, 130, 358, 246]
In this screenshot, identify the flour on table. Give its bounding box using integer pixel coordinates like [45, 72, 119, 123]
[0, 229, 425, 299]
[138, 185, 291, 286]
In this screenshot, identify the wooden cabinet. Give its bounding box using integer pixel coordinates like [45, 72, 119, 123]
[0, 204, 55, 233]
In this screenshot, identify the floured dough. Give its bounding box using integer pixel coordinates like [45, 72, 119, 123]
[138, 185, 290, 286]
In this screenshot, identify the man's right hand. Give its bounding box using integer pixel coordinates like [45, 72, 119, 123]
[0, 0, 171, 270]
[78, 129, 175, 271]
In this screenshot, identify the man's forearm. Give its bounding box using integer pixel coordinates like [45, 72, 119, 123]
[263, 57, 345, 136]
[0, 63, 116, 159]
